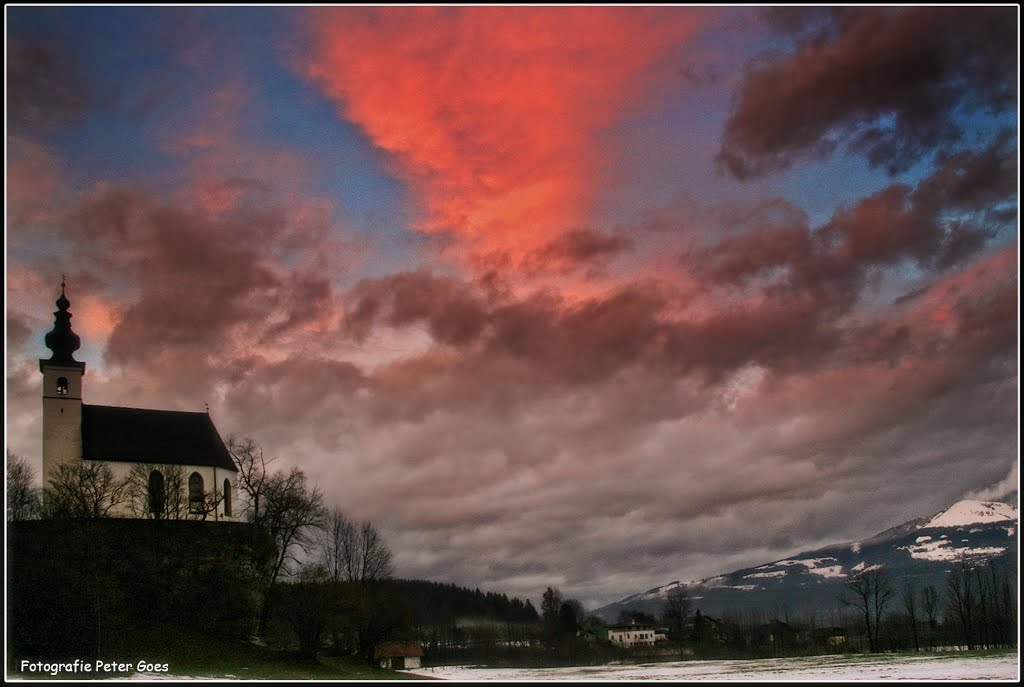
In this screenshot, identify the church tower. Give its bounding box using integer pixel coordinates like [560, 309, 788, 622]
[39, 280, 86, 484]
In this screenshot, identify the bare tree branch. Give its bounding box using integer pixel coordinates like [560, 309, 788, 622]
[227, 435, 275, 523]
[318, 505, 394, 586]
[42, 461, 131, 519]
[6, 450, 40, 521]
[842, 567, 892, 653]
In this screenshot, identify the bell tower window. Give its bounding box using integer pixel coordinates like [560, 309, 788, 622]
[56, 377, 69, 395]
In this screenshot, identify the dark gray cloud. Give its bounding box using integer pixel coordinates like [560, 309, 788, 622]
[527, 228, 635, 272]
[467, 228, 635, 277]
[77, 189, 306, 333]
[691, 135, 1015, 327]
[6, 30, 113, 138]
[719, 7, 1017, 178]
[345, 271, 490, 347]
[6, 313, 33, 349]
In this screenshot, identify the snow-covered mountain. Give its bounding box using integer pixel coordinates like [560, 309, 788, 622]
[595, 500, 1018, 622]
[922, 500, 1017, 528]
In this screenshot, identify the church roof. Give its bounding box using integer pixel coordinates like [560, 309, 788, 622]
[81, 404, 237, 472]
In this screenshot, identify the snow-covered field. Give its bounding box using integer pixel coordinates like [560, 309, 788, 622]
[413, 653, 1019, 681]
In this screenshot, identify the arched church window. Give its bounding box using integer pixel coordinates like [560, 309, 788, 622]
[56, 377, 69, 395]
[148, 470, 164, 515]
[189, 472, 204, 514]
[223, 478, 232, 517]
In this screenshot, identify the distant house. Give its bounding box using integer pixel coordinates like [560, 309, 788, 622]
[606, 622, 660, 648]
[687, 611, 729, 646]
[751, 619, 805, 654]
[38, 283, 237, 520]
[813, 626, 847, 649]
[375, 642, 424, 670]
[760, 619, 799, 646]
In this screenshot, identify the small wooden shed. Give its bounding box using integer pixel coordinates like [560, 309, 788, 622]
[375, 642, 424, 670]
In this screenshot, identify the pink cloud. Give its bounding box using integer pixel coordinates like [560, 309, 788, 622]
[300, 7, 710, 267]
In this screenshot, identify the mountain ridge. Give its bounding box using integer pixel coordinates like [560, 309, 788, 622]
[594, 499, 1018, 622]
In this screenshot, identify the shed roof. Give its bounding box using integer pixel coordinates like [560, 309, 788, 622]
[81, 404, 236, 471]
[375, 642, 424, 658]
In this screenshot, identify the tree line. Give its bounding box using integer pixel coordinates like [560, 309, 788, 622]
[838, 563, 1016, 654]
[6, 452, 1017, 665]
[601, 564, 1017, 660]
[395, 579, 539, 626]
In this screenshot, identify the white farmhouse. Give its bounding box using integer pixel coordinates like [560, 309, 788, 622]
[39, 282, 238, 520]
[606, 623, 661, 648]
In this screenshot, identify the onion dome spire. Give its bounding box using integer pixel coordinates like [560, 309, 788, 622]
[43, 277, 82, 364]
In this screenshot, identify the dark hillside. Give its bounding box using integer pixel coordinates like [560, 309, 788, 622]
[7, 519, 275, 663]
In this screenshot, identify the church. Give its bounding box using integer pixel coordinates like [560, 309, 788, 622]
[39, 282, 238, 521]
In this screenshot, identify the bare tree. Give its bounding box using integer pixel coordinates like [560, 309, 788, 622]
[123, 463, 222, 520]
[319, 505, 394, 585]
[901, 579, 920, 652]
[870, 571, 895, 652]
[227, 437, 326, 581]
[125, 463, 190, 519]
[993, 563, 1016, 647]
[227, 435, 274, 522]
[662, 587, 693, 653]
[226, 437, 327, 637]
[321, 505, 356, 584]
[843, 568, 894, 652]
[316, 505, 396, 657]
[190, 482, 225, 521]
[260, 466, 326, 584]
[353, 520, 394, 583]
[184, 470, 225, 521]
[271, 564, 345, 659]
[42, 461, 131, 518]
[946, 557, 978, 649]
[6, 450, 40, 521]
[973, 564, 993, 648]
[921, 584, 940, 650]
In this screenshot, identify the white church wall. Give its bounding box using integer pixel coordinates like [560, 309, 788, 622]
[91, 460, 238, 521]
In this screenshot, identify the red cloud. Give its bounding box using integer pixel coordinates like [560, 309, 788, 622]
[300, 7, 707, 267]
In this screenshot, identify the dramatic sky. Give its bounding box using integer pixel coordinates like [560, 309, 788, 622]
[5, 6, 1019, 609]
